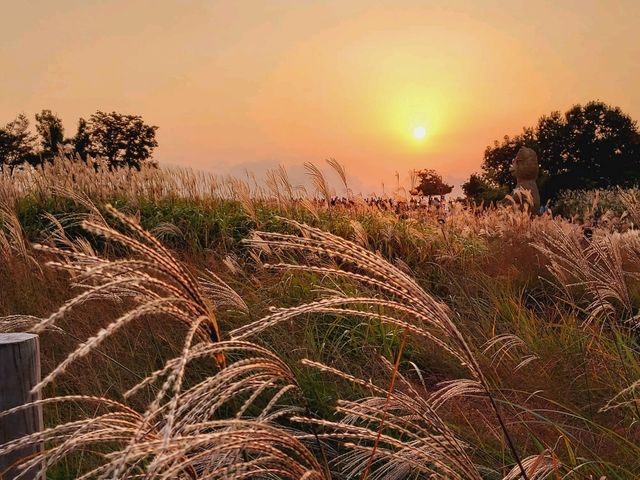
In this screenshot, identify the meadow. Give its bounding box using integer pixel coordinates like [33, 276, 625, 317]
[1, 156, 640, 479]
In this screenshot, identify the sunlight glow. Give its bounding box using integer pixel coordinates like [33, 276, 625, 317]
[413, 125, 427, 140]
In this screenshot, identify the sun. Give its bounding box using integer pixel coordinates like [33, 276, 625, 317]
[413, 125, 427, 140]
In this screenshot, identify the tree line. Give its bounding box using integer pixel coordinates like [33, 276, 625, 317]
[393, 102, 640, 202]
[4, 101, 638, 204]
[463, 101, 640, 203]
[0, 110, 158, 173]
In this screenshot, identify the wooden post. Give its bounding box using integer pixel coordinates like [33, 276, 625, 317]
[0, 333, 43, 480]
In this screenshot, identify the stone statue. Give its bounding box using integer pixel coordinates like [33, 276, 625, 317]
[509, 146, 540, 213]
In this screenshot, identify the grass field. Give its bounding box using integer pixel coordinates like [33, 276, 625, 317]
[2, 157, 640, 479]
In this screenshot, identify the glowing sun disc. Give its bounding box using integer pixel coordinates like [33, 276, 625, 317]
[413, 125, 427, 140]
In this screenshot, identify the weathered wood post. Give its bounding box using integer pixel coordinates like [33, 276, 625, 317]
[0, 333, 43, 480]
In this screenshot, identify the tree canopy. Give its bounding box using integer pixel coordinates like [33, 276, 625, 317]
[461, 174, 507, 204]
[86, 111, 158, 170]
[35, 109, 65, 161]
[0, 110, 158, 172]
[476, 101, 640, 202]
[411, 169, 453, 197]
[73, 118, 90, 161]
[0, 114, 37, 173]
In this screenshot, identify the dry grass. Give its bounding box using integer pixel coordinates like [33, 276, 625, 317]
[1, 158, 640, 478]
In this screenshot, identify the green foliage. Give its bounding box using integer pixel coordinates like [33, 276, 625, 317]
[462, 173, 509, 204]
[73, 118, 90, 161]
[411, 168, 453, 196]
[482, 127, 537, 191]
[553, 188, 625, 220]
[480, 101, 640, 202]
[35, 109, 65, 160]
[0, 110, 158, 172]
[0, 114, 38, 172]
[86, 111, 158, 170]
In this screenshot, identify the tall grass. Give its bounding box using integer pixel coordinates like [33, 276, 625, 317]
[1, 157, 640, 478]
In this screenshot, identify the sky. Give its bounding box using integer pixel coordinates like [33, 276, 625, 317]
[2, 0, 640, 194]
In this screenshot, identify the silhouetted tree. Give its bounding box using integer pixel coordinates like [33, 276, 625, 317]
[482, 128, 537, 190]
[411, 169, 453, 197]
[479, 101, 640, 201]
[87, 111, 158, 170]
[35, 109, 65, 161]
[462, 173, 508, 204]
[0, 114, 37, 173]
[73, 118, 90, 161]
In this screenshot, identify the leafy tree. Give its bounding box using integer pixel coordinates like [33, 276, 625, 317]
[482, 127, 537, 190]
[35, 109, 65, 160]
[73, 118, 90, 161]
[479, 101, 640, 201]
[462, 173, 508, 204]
[0, 114, 37, 173]
[86, 111, 158, 170]
[411, 169, 453, 197]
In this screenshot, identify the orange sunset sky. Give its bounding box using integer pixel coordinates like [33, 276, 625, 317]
[2, 1, 640, 193]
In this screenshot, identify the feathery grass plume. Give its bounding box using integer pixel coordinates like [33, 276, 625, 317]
[266, 167, 285, 212]
[601, 377, 640, 414]
[151, 221, 185, 242]
[198, 268, 249, 315]
[350, 219, 369, 248]
[0, 340, 326, 479]
[0, 315, 64, 333]
[42, 211, 98, 259]
[326, 158, 351, 199]
[0, 395, 149, 480]
[502, 451, 561, 480]
[304, 162, 332, 207]
[0, 209, 11, 260]
[108, 338, 314, 479]
[619, 187, 640, 226]
[27, 203, 228, 392]
[228, 176, 258, 224]
[239, 218, 531, 479]
[294, 358, 483, 479]
[1, 201, 334, 478]
[0, 152, 245, 210]
[0, 201, 40, 270]
[408, 169, 418, 194]
[276, 164, 296, 204]
[482, 333, 539, 371]
[534, 222, 633, 327]
[300, 195, 321, 221]
[38, 185, 114, 262]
